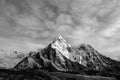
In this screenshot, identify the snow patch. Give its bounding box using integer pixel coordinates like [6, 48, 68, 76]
[51, 36, 71, 58]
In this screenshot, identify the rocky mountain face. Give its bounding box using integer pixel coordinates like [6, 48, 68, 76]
[14, 36, 120, 73]
[14, 36, 85, 72]
[74, 44, 120, 71]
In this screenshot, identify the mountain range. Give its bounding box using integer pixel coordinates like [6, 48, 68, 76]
[14, 36, 120, 72]
[0, 36, 120, 80]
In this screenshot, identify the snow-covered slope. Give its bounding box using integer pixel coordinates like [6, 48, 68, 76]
[51, 36, 71, 58]
[0, 50, 26, 68]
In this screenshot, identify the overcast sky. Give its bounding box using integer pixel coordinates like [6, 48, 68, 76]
[0, 0, 120, 59]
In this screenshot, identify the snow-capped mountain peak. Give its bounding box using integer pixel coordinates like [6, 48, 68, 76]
[51, 36, 71, 58]
[14, 36, 120, 75]
[58, 35, 71, 47]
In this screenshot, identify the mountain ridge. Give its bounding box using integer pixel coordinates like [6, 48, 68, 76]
[14, 36, 120, 72]
[0, 36, 120, 80]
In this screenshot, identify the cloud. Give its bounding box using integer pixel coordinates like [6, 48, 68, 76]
[15, 16, 40, 28]
[0, 0, 120, 59]
[25, 42, 45, 51]
[101, 18, 120, 38]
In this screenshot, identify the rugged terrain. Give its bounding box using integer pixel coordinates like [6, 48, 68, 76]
[15, 36, 120, 72]
[0, 36, 120, 80]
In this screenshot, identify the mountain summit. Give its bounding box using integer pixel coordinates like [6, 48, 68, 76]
[15, 36, 85, 71]
[51, 35, 71, 58]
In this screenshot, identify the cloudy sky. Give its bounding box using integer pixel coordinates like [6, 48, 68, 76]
[0, 0, 120, 59]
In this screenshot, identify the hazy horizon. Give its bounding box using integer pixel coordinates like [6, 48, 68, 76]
[0, 0, 120, 60]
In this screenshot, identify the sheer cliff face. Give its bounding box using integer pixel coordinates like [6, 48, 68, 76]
[14, 36, 120, 72]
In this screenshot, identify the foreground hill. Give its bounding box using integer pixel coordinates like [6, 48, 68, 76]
[0, 69, 115, 80]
